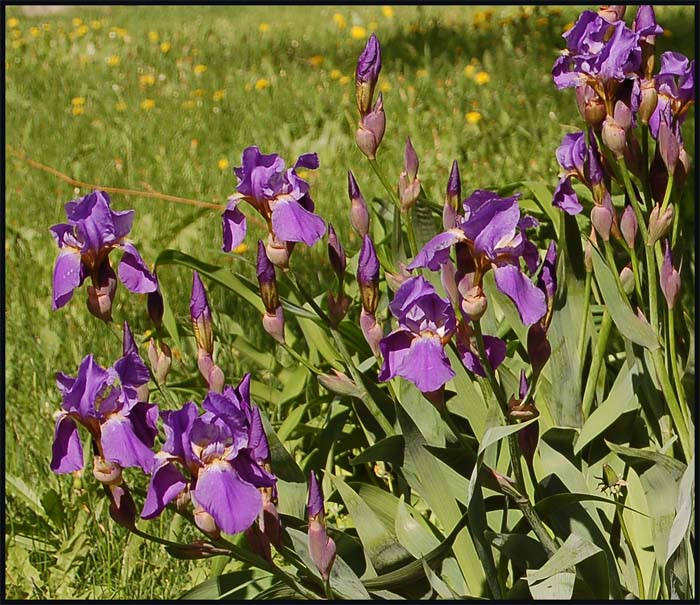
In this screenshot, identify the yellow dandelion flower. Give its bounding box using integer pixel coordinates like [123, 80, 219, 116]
[71, 96, 86, 106]
[191, 88, 206, 97]
[465, 111, 482, 124]
[339, 75, 351, 85]
[115, 101, 127, 112]
[148, 30, 159, 43]
[464, 64, 476, 78]
[330, 69, 342, 80]
[76, 24, 89, 37]
[194, 64, 207, 75]
[309, 55, 324, 66]
[72, 106, 84, 116]
[30, 26, 40, 37]
[90, 20, 102, 30]
[160, 41, 171, 53]
[107, 55, 120, 67]
[212, 89, 225, 102]
[140, 98, 156, 111]
[258, 22, 270, 33]
[350, 25, 367, 39]
[474, 71, 490, 85]
[10, 29, 22, 40]
[7, 17, 20, 28]
[380, 81, 391, 92]
[233, 243, 248, 254]
[382, 6, 394, 18]
[11, 39, 22, 49]
[217, 158, 230, 170]
[181, 100, 196, 109]
[416, 68, 428, 78]
[333, 13, 346, 29]
[72, 17, 83, 27]
[255, 78, 270, 91]
[139, 74, 156, 86]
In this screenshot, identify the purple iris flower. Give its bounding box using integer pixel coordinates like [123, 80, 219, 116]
[408, 190, 546, 326]
[553, 11, 641, 90]
[456, 321, 507, 378]
[222, 146, 326, 254]
[649, 52, 695, 139]
[142, 374, 275, 536]
[50, 343, 158, 477]
[378, 276, 456, 392]
[50, 190, 157, 315]
[633, 5, 663, 42]
[355, 33, 382, 116]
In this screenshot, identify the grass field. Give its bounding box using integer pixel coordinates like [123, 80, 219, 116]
[5, 4, 695, 599]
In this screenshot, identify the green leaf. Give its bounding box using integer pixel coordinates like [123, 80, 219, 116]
[411, 189, 439, 250]
[180, 569, 275, 600]
[481, 270, 527, 345]
[521, 180, 560, 236]
[332, 476, 413, 574]
[396, 378, 445, 447]
[666, 458, 694, 565]
[590, 244, 659, 349]
[350, 435, 404, 467]
[528, 571, 576, 600]
[486, 532, 547, 569]
[155, 248, 264, 313]
[277, 402, 307, 442]
[260, 411, 305, 483]
[574, 361, 641, 454]
[445, 345, 489, 440]
[422, 559, 460, 599]
[155, 269, 182, 350]
[6, 474, 47, 520]
[395, 496, 440, 559]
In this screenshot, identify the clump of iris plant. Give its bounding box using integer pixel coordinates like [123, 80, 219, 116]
[222, 146, 326, 268]
[50, 190, 157, 321]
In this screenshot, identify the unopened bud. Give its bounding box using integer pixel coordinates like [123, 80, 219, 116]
[518, 421, 539, 466]
[318, 370, 363, 398]
[190, 272, 213, 354]
[193, 504, 220, 538]
[527, 322, 551, 376]
[244, 525, 273, 564]
[647, 204, 674, 246]
[660, 241, 681, 309]
[620, 205, 638, 248]
[591, 205, 613, 242]
[385, 263, 411, 293]
[265, 233, 294, 269]
[257, 240, 280, 313]
[87, 262, 117, 323]
[584, 228, 596, 273]
[440, 259, 459, 307]
[93, 456, 123, 485]
[399, 139, 421, 210]
[262, 306, 285, 344]
[638, 79, 658, 124]
[601, 116, 627, 159]
[598, 5, 626, 23]
[197, 351, 225, 392]
[620, 265, 635, 295]
[355, 33, 381, 116]
[105, 483, 137, 530]
[355, 93, 385, 160]
[658, 122, 679, 173]
[148, 338, 172, 385]
[357, 236, 380, 314]
[260, 499, 283, 551]
[576, 84, 606, 128]
[459, 282, 487, 320]
[348, 171, 370, 237]
[360, 309, 383, 357]
[327, 225, 346, 282]
[327, 291, 350, 327]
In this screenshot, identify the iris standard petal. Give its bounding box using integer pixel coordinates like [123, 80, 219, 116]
[194, 460, 262, 535]
[222, 198, 248, 252]
[552, 176, 583, 215]
[50, 414, 84, 473]
[118, 242, 158, 293]
[378, 329, 414, 383]
[101, 413, 157, 472]
[52, 249, 84, 310]
[407, 229, 465, 271]
[493, 264, 547, 326]
[271, 199, 326, 247]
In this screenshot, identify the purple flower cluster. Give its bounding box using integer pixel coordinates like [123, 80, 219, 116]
[50, 191, 157, 321]
[222, 146, 326, 268]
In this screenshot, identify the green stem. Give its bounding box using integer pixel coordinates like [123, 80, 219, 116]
[615, 493, 645, 599]
[577, 271, 593, 380]
[581, 309, 613, 419]
[472, 320, 558, 557]
[368, 157, 401, 209]
[404, 208, 419, 257]
[671, 201, 680, 248]
[324, 578, 334, 600]
[640, 125, 652, 208]
[668, 307, 689, 423]
[628, 245, 644, 303]
[330, 328, 395, 437]
[650, 347, 691, 462]
[281, 342, 324, 376]
[618, 161, 649, 244]
[604, 240, 628, 301]
[659, 173, 674, 213]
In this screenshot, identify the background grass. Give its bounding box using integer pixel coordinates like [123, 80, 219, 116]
[5, 4, 695, 599]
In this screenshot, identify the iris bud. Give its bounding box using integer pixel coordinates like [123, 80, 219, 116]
[357, 236, 380, 314]
[327, 225, 346, 282]
[262, 306, 286, 344]
[620, 205, 637, 248]
[638, 79, 658, 125]
[93, 456, 123, 485]
[440, 259, 459, 308]
[327, 291, 350, 327]
[584, 228, 596, 273]
[347, 171, 370, 237]
[601, 116, 627, 159]
[318, 370, 363, 398]
[87, 262, 117, 323]
[147, 272, 164, 329]
[591, 205, 613, 242]
[620, 265, 635, 295]
[307, 472, 336, 582]
[660, 241, 681, 309]
[598, 5, 626, 22]
[399, 137, 421, 211]
[360, 308, 383, 356]
[527, 322, 551, 376]
[197, 351, 225, 392]
[575, 84, 606, 128]
[355, 94, 385, 160]
[260, 499, 283, 551]
[190, 272, 213, 355]
[106, 483, 137, 530]
[256, 240, 280, 314]
[647, 204, 674, 246]
[658, 122, 679, 173]
[443, 160, 461, 229]
[385, 263, 411, 293]
[148, 338, 172, 385]
[355, 33, 381, 116]
[193, 504, 220, 538]
[459, 282, 488, 320]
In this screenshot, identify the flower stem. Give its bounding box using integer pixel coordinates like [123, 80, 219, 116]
[577, 271, 592, 379]
[618, 161, 649, 244]
[368, 157, 401, 209]
[668, 307, 689, 423]
[659, 173, 674, 213]
[604, 240, 629, 301]
[615, 491, 645, 599]
[581, 309, 613, 419]
[404, 208, 419, 258]
[472, 320, 558, 557]
[628, 244, 644, 303]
